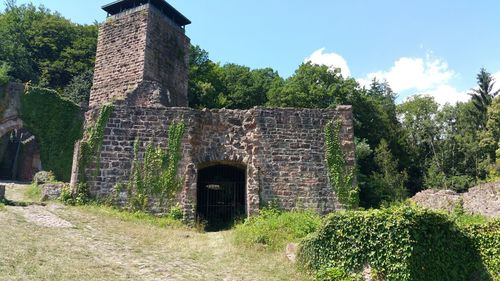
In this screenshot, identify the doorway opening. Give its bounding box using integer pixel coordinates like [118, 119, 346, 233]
[0, 129, 41, 181]
[196, 164, 246, 231]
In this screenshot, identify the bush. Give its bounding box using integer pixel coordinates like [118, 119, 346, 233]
[233, 207, 321, 251]
[464, 220, 500, 278]
[298, 206, 495, 281]
[33, 171, 56, 185]
[314, 266, 363, 281]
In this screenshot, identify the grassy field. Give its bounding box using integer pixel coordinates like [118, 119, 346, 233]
[0, 183, 308, 281]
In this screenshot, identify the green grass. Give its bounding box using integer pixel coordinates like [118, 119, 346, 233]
[23, 184, 42, 202]
[233, 207, 322, 251]
[0, 202, 5, 211]
[77, 203, 185, 228]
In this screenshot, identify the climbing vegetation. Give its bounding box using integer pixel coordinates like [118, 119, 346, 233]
[324, 120, 358, 209]
[78, 103, 114, 183]
[117, 122, 185, 212]
[20, 86, 84, 181]
[298, 205, 499, 281]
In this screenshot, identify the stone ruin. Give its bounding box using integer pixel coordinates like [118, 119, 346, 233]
[411, 182, 500, 218]
[71, 0, 355, 225]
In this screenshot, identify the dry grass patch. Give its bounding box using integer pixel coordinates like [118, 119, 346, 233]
[0, 183, 309, 281]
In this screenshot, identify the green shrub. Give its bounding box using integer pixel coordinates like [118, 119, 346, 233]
[298, 206, 495, 281]
[233, 207, 321, 251]
[464, 220, 500, 279]
[314, 266, 363, 281]
[20, 86, 84, 181]
[59, 182, 90, 206]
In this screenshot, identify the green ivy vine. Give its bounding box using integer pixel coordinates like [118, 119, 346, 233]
[78, 103, 114, 182]
[20, 86, 84, 181]
[117, 121, 185, 211]
[324, 120, 359, 209]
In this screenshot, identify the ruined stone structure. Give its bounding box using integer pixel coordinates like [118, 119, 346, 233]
[0, 83, 42, 181]
[412, 182, 500, 218]
[76, 0, 355, 224]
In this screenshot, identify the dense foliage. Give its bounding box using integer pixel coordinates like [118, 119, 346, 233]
[233, 207, 321, 251]
[0, 1, 97, 103]
[20, 86, 83, 181]
[297, 206, 498, 281]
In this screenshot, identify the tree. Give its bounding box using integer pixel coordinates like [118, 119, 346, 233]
[367, 139, 407, 206]
[0, 2, 98, 89]
[218, 64, 280, 109]
[267, 62, 357, 108]
[188, 45, 223, 108]
[397, 95, 439, 192]
[469, 68, 499, 127]
[62, 68, 93, 105]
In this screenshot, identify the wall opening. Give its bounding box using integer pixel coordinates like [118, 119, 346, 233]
[196, 164, 246, 231]
[0, 129, 41, 181]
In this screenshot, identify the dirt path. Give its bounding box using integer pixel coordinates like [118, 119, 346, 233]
[0, 183, 308, 281]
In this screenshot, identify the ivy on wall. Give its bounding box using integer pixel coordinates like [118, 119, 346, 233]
[20, 86, 84, 181]
[324, 120, 359, 209]
[118, 121, 185, 211]
[78, 103, 114, 182]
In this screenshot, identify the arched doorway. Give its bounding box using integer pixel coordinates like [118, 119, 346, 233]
[0, 129, 41, 181]
[196, 164, 246, 231]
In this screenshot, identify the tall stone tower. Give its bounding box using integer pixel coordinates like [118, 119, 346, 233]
[89, 0, 191, 108]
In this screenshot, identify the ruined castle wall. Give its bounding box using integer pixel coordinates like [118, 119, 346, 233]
[90, 6, 149, 107]
[254, 107, 354, 213]
[143, 6, 190, 107]
[84, 104, 354, 218]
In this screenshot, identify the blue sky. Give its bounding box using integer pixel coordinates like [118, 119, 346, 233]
[4, 0, 500, 104]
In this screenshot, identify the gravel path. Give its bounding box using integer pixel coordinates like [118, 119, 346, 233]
[8, 204, 73, 228]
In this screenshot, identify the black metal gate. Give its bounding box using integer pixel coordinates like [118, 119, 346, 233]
[196, 164, 246, 231]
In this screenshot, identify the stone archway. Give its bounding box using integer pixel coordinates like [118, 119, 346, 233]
[0, 128, 41, 181]
[196, 162, 246, 231]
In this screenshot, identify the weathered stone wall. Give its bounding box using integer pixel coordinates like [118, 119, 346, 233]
[0, 83, 24, 139]
[411, 181, 500, 218]
[143, 6, 189, 107]
[83, 103, 354, 218]
[90, 6, 148, 107]
[90, 4, 189, 108]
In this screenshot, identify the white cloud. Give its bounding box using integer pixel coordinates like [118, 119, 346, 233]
[493, 71, 500, 93]
[359, 53, 470, 105]
[305, 48, 351, 77]
[361, 54, 455, 93]
[418, 85, 469, 106]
